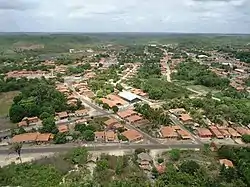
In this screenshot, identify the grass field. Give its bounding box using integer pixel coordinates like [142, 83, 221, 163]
[0, 91, 19, 130]
[0, 91, 20, 117]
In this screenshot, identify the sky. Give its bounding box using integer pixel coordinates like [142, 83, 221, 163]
[0, 0, 249, 33]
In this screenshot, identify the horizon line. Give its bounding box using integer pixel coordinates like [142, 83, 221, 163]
[0, 31, 249, 35]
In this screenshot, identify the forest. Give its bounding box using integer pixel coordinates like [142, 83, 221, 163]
[9, 82, 68, 123]
[173, 61, 230, 89]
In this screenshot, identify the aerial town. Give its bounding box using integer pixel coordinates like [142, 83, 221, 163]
[0, 34, 250, 186]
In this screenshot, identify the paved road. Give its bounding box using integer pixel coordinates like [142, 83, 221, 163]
[0, 143, 202, 154]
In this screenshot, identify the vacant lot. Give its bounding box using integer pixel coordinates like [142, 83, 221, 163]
[0, 91, 20, 117]
[0, 91, 19, 130]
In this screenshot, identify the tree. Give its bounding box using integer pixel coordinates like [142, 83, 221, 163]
[39, 112, 51, 120]
[76, 99, 82, 109]
[102, 103, 111, 110]
[65, 148, 88, 166]
[17, 127, 26, 135]
[54, 133, 67, 144]
[9, 105, 26, 123]
[9, 142, 23, 162]
[169, 149, 181, 161]
[112, 105, 119, 113]
[135, 148, 146, 155]
[96, 159, 109, 172]
[158, 158, 164, 164]
[180, 160, 200, 175]
[83, 130, 95, 141]
[116, 84, 123, 91]
[241, 134, 250, 143]
[41, 117, 58, 134]
[74, 123, 87, 133]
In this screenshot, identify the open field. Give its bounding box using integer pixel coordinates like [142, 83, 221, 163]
[0, 91, 19, 117]
[0, 91, 19, 130]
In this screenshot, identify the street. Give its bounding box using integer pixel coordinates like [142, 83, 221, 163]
[0, 143, 203, 155]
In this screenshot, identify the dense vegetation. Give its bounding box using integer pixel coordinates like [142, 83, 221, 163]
[164, 96, 250, 125]
[173, 61, 230, 89]
[1, 146, 250, 186]
[9, 82, 68, 123]
[0, 77, 44, 93]
[131, 77, 189, 100]
[134, 103, 171, 126]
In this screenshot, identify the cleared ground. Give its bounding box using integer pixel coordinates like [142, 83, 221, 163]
[0, 91, 19, 117]
[0, 91, 19, 130]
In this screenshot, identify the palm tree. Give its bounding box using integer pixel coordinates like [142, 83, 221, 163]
[9, 142, 23, 163]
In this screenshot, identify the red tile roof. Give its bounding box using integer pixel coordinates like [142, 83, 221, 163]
[117, 109, 137, 119]
[177, 129, 191, 139]
[197, 128, 213, 137]
[126, 115, 143, 123]
[122, 129, 143, 142]
[219, 159, 234, 168]
[36, 133, 52, 142]
[160, 127, 178, 138]
[104, 118, 119, 127]
[209, 126, 224, 139]
[234, 127, 250, 135]
[57, 112, 68, 119]
[180, 114, 193, 122]
[12, 133, 39, 143]
[58, 125, 69, 133]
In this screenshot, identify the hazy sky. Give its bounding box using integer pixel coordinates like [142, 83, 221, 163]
[0, 0, 249, 33]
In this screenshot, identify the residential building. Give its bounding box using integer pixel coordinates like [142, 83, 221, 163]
[117, 109, 137, 119]
[100, 98, 117, 108]
[197, 128, 213, 138]
[75, 109, 88, 117]
[177, 129, 191, 140]
[26, 117, 40, 124]
[156, 164, 166, 174]
[12, 133, 39, 143]
[228, 128, 241, 138]
[126, 115, 143, 124]
[137, 152, 152, 170]
[104, 118, 120, 129]
[107, 94, 127, 106]
[18, 121, 28, 127]
[105, 131, 116, 142]
[179, 114, 193, 124]
[58, 125, 69, 133]
[36, 133, 53, 143]
[234, 126, 250, 135]
[94, 131, 105, 142]
[209, 126, 224, 139]
[169, 108, 186, 116]
[218, 128, 231, 138]
[219, 159, 234, 168]
[160, 127, 178, 139]
[57, 112, 68, 120]
[122, 129, 143, 142]
[75, 119, 88, 125]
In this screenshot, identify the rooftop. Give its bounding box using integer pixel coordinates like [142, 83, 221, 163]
[219, 159, 234, 168]
[104, 118, 119, 127]
[58, 125, 69, 133]
[12, 133, 39, 143]
[160, 127, 178, 138]
[122, 129, 143, 142]
[117, 109, 137, 119]
[126, 115, 143, 123]
[118, 91, 139, 102]
[197, 128, 213, 137]
[180, 114, 193, 122]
